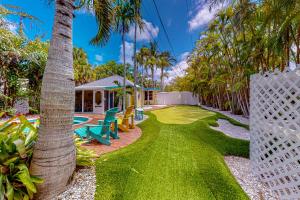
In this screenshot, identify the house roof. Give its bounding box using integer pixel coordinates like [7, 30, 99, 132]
[143, 87, 161, 91]
[75, 75, 138, 90]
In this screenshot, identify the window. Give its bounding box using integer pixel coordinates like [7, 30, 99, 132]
[144, 91, 153, 101]
[149, 91, 153, 100]
[95, 91, 102, 105]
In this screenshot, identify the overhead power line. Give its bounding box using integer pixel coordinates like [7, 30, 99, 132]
[142, 0, 185, 79]
[149, 0, 186, 78]
[151, 0, 175, 56]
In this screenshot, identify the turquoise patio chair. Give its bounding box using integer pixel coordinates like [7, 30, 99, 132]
[74, 108, 119, 145]
[98, 107, 119, 139]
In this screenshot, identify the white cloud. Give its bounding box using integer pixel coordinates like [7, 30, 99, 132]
[95, 54, 103, 62]
[0, 19, 18, 33]
[127, 19, 159, 42]
[180, 52, 190, 60]
[120, 41, 134, 65]
[165, 52, 190, 83]
[188, 2, 224, 31]
[7, 23, 17, 33]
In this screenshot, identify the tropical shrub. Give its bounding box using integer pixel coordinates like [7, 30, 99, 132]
[0, 114, 97, 199]
[0, 115, 42, 200]
[75, 138, 97, 167]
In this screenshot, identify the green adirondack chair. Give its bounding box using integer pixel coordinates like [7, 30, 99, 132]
[74, 108, 119, 145]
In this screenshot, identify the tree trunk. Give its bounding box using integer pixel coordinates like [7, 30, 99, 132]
[297, 26, 300, 64]
[160, 67, 164, 91]
[122, 27, 126, 112]
[30, 0, 76, 199]
[141, 65, 144, 107]
[133, 21, 138, 110]
[151, 66, 154, 87]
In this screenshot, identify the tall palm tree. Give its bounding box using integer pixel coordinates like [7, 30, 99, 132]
[136, 46, 149, 107]
[157, 51, 175, 91]
[30, 0, 113, 199]
[130, 0, 143, 110]
[113, 0, 135, 111]
[146, 41, 158, 87]
[73, 47, 95, 85]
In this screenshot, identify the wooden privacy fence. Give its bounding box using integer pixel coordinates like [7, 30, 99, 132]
[250, 67, 300, 199]
[157, 91, 199, 105]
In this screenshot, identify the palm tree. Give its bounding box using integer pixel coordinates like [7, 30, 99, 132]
[146, 41, 158, 87]
[30, 0, 113, 199]
[136, 46, 149, 107]
[113, 0, 135, 111]
[157, 51, 175, 91]
[73, 47, 95, 85]
[0, 4, 39, 34]
[130, 0, 143, 110]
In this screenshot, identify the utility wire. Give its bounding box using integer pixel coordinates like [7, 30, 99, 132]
[142, 0, 184, 79]
[151, 0, 176, 57]
[149, 0, 186, 77]
[141, 0, 161, 51]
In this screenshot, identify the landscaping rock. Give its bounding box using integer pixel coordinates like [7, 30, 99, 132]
[14, 97, 29, 115]
[210, 119, 250, 140]
[201, 105, 249, 125]
[224, 156, 277, 200]
[54, 168, 95, 200]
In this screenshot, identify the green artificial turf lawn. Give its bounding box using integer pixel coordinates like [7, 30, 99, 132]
[95, 106, 250, 200]
[151, 106, 216, 124]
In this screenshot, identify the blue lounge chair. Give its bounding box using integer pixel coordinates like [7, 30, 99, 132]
[74, 108, 119, 145]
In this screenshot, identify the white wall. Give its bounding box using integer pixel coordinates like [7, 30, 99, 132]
[157, 91, 199, 105]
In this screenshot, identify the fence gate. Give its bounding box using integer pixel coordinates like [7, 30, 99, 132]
[250, 68, 300, 199]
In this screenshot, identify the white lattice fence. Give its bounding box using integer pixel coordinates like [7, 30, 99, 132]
[250, 68, 300, 199]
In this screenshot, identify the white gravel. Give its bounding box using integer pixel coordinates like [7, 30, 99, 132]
[54, 168, 95, 200]
[211, 119, 250, 140]
[224, 156, 277, 200]
[201, 105, 249, 125]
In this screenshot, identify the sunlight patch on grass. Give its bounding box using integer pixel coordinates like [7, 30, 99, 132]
[151, 106, 215, 124]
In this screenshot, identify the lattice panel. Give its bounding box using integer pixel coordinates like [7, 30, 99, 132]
[250, 67, 300, 199]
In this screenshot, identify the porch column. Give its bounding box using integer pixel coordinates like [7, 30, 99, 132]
[108, 91, 110, 109]
[112, 91, 115, 108]
[82, 90, 84, 112]
[93, 90, 95, 113]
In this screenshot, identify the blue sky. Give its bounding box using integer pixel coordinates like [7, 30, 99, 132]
[2, 0, 222, 81]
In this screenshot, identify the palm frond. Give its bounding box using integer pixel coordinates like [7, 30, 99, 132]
[90, 0, 113, 46]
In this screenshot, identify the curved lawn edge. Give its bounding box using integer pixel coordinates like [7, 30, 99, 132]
[200, 106, 249, 130]
[95, 106, 250, 200]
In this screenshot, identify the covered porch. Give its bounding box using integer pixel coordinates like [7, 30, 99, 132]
[75, 89, 118, 114]
[75, 75, 141, 114]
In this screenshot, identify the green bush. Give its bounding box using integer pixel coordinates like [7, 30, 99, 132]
[0, 114, 97, 200]
[75, 138, 97, 167]
[0, 115, 42, 200]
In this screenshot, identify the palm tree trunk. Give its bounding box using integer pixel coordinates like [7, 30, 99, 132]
[122, 26, 126, 112]
[133, 21, 138, 110]
[30, 0, 76, 199]
[141, 65, 144, 107]
[151, 66, 154, 87]
[160, 67, 164, 91]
